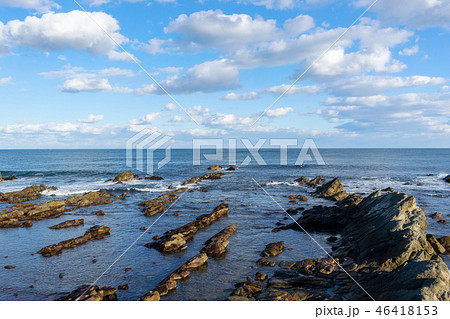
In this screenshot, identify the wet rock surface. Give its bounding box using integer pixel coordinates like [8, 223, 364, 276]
[112, 171, 135, 183]
[208, 165, 223, 171]
[139, 188, 188, 217]
[38, 225, 110, 257]
[201, 225, 237, 255]
[145, 204, 229, 253]
[314, 177, 347, 201]
[65, 191, 115, 207]
[0, 185, 48, 203]
[49, 219, 84, 229]
[0, 200, 66, 228]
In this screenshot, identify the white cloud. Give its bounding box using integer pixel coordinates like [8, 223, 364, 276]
[283, 14, 315, 36]
[142, 38, 175, 55]
[0, 0, 59, 13]
[207, 113, 253, 127]
[40, 65, 133, 93]
[399, 45, 419, 56]
[327, 75, 446, 96]
[263, 84, 320, 95]
[62, 77, 112, 93]
[319, 91, 450, 134]
[354, 0, 450, 28]
[266, 107, 294, 117]
[0, 76, 11, 86]
[164, 102, 177, 110]
[135, 59, 240, 95]
[238, 0, 296, 9]
[141, 112, 162, 123]
[156, 66, 183, 74]
[78, 114, 104, 123]
[222, 91, 259, 101]
[2, 11, 128, 60]
[186, 105, 210, 122]
[170, 115, 185, 122]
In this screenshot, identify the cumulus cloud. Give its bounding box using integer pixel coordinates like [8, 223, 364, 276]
[206, 113, 253, 127]
[135, 59, 240, 95]
[78, 114, 104, 123]
[263, 84, 320, 95]
[1, 11, 130, 60]
[238, 0, 329, 10]
[0, 0, 59, 13]
[354, 0, 450, 29]
[222, 91, 259, 101]
[266, 107, 294, 117]
[40, 65, 133, 93]
[141, 112, 162, 123]
[327, 75, 446, 96]
[399, 45, 419, 56]
[164, 102, 177, 110]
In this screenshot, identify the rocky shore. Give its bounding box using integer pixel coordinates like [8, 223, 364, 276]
[245, 177, 450, 301]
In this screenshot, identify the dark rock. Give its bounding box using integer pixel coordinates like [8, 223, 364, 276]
[146, 176, 164, 180]
[140, 226, 148, 231]
[92, 259, 98, 263]
[4, 265, 15, 269]
[118, 284, 129, 290]
[327, 236, 338, 243]
[438, 219, 447, 224]
[138, 290, 160, 301]
[431, 212, 443, 219]
[261, 241, 285, 257]
[437, 236, 450, 253]
[59, 273, 64, 279]
[226, 166, 236, 171]
[257, 258, 276, 267]
[255, 272, 267, 281]
[49, 219, 84, 229]
[124, 268, 131, 272]
[308, 176, 325, 188]
[285, 195, 308, 201]
[383, 187, 394, 192]
[443, 175, 450, 183]
[119, 192, 127, 199]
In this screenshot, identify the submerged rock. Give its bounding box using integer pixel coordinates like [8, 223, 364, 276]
[431, 212, 443, 219]
[285, 195, 308, 201]
[0, 172, 17, 182]
[112, 171, 134, 183]
[49, 219, 84, 229]
[38, 225, 110, 257]
[145, 176, 164, 180]
[0, 200, 66, 228]
[58, 285, 117, 301]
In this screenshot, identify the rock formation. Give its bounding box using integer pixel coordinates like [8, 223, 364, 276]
[38, 225, 110, 257]
[314, 177, 347, 201]
[112, 171, 135, 183]
[49, 219, 84, 229]
[145, 203, 229, 253]
[58, 285, 117, 301]
[0, 200, 66, 228]
[0, 185, 48, 203]
[65, 191, 115, 207]
[201, 225, 237, 255]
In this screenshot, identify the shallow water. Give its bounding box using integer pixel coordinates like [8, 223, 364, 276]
[0, 149, 449, 300]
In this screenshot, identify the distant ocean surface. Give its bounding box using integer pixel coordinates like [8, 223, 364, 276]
[0, 149, 449, 300]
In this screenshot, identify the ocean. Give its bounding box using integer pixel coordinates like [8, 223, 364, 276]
[0, 149, 449, 300]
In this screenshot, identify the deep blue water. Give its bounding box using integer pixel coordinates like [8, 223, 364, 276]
[0, 149, 449, 300]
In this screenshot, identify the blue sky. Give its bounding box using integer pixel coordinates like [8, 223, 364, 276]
[0, 0, 449, 148]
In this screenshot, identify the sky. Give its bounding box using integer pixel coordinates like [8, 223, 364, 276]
[0, 0, 449, 149]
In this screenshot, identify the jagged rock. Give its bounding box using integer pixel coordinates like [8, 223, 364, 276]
[200, 172, 224, 180]
[431, 212, 443, 219]
[66, 191, 114, 207]
[285, 195, 308, 201]
[0, 172, 17, 182]
[0, 184, 47, 203]
[139, 191, 181, 217]
[58, 285, 117, 301]
[314, 177, 347, 201]
[208, 165, 223, 170]
[443, 175, 450, 183]
[308, 176, 325, 188]
[260, 241, 285, 257]
[256, 258, 276, 267]
[201, 225, 237, 255]
[146, 204, 228, 253]
[0, 200, 66, 228]
[426, 234, 446, 255]
[38, 225, 110, 257]
[437, 236, 450, 253]
[290, 258, 339, 275]
[112, 171, 134, 183]
[383, 187, 395, 192]
[231, 278, 263, 297]
[226, 166, 236, 171]
[295, 176, 310, 185]
[337, 194, 363, 208]
[49, 219, 84, 229]
[138, 291, 160, 301]
[283, 205, 349, 233]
